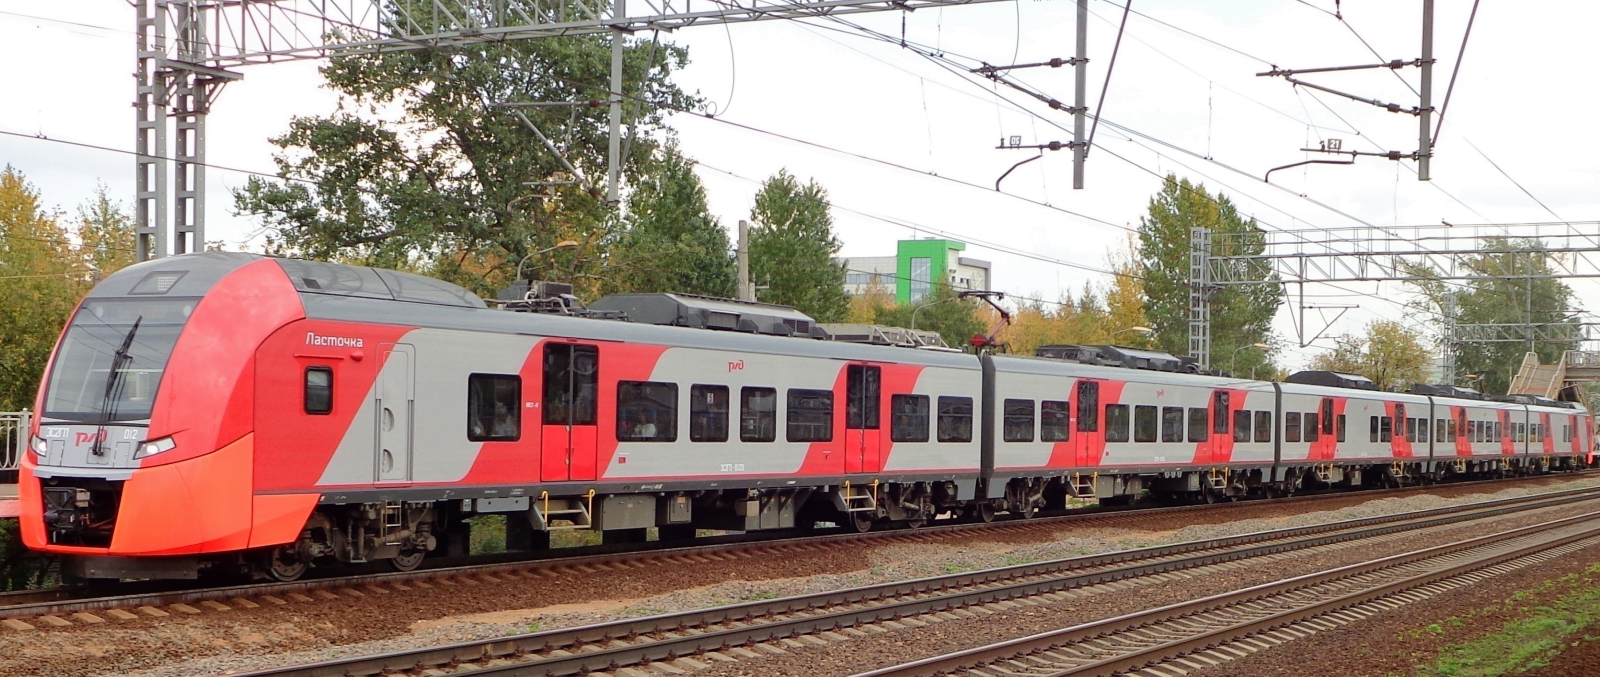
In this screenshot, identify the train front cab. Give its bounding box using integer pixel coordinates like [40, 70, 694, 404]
[20, 254, 310, 579]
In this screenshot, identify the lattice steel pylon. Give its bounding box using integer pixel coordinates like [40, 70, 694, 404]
[1188, 226, 1212, 370]
[132, 0, 1016, 260]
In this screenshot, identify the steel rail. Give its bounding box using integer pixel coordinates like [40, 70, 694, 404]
[860, 510, 1600, 677]
[229, 483, 1600, 677]
[7, 471, 1581, 619]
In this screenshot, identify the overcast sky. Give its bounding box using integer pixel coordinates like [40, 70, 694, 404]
[2, 1, 1596, 370]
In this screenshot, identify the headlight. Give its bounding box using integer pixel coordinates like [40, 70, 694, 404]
[135, 436, 176, 459]
[31, 437, 47, 454]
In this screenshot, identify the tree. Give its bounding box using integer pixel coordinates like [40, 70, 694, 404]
[76, 183, 135, 280]
[0, 167, 83, 411]
[1404, 238, 1579, 395]
[232, 4, 697, 297]
[866, 284, 989, 349]
[1307, 320, 1433, 391]
[1137, 175, 1280, 376]
[604, 143, 736, 297]
[748, 170, 848, 322]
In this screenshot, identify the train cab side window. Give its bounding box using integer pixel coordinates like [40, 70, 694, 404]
[304, 366, 334, 415]
[891, 394, 931, 443]
[1254, 411, 1273, 443]
[937, 396, 974, 443]
[1162, 407, 1185, 442]
[1212, 392, 1230, 434]
[1304, 412, 1319, 442]
[1041, 401, 1071, 442]
[1003, 399, 1036, 442]
[740, 387, 778, 442]
[1187, 408, 1208, 443]
[1285, 412, 1301, 443]
[617, 381, 678, 442]
[1337, 414, 1346, 442]
[690, 385, 730, 443]
[467, 373, 521, 441]
[1137, 405, 1161, 443]
[1076, 382, 1099, 432]
[1104, 405, 1130, 443]
[1232, 410, 1251, 443]
[786, 389, 834, 442]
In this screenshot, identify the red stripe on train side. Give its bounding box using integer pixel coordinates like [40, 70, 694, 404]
[1307, 396, 1347, 461]
[1384, 401, 1414, 458]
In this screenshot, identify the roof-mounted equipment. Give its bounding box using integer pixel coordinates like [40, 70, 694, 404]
[586, 293, 825, 338]
[1408, 383, 1485, 400]
[1286, 371, 1379, 391]
[819, 324, 949, 348]
[494, 280, 626, 319]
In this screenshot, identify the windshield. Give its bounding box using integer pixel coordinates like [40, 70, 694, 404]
[43, 298, 198, 423]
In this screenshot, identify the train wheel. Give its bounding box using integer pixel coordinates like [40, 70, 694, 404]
[265, 546, 308, 583]
[849, 511, 875, 533]
[390, 549, 426, 572]
[968, 502, 996, 523]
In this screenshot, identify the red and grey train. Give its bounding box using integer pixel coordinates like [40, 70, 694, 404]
[20, 253, 1594, 580]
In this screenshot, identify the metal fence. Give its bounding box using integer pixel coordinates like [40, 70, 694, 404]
[0, 410, 29, 471]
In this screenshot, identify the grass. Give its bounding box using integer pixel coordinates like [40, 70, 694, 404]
[1412, 564, 1600, 676]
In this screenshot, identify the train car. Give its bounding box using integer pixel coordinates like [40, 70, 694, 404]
[20, 253, 1593, 581]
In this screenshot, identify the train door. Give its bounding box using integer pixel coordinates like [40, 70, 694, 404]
[376, 343, 414, 484]
[1075, 380, 1099, 467]
[845, 364, 882, 474]
[541, 343, 600, 482]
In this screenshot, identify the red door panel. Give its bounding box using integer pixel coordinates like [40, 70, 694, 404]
[570, 424, 598, 481]
[541, 425, 570, 482]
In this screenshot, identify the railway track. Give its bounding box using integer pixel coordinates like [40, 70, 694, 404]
[227, 480, 1600, 677]
[860, 509, 1600, 677]
[0, 471, 1589, 627]
[0, 471, 1586, 627]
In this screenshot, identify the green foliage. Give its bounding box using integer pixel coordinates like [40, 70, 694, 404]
[1405, 238, 1579, 395]
[77, 183, 135, 280]
[232, 2, 698, 297]
[0, 520, 57, 590]
[1307, 320, 1434, 391]
[605, 143, 735, 297]
[748, 170, 849, 322]
[1137, 175, 1281, 376]
[0, 167, 84, 411]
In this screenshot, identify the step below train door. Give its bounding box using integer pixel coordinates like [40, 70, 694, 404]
[541, 342, 600, 482]
[375, 344, 415, 485]
[845, 364, 882, 474]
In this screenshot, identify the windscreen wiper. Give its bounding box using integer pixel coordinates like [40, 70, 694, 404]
[92, 316, 141, 455]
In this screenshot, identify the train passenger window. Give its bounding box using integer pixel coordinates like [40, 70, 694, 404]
[1436, 419, 1447, 442]
[1041, 401, 1070, 442]
[617, 381, 678, 442]
[690, 385, 730, 443]
[1418, 418, 1430, 442]
[468, 374, 521, 441]
[845, 365, 880, 430]
[1105, 405, 1131, 443]
[1321, 399, 1335, 436]
[1285, 412, 1301, 443]
[1493, 421, 1502, 441]
[1135, 405, 1160, 443]
[304, 366, 334, 415]
[1232, 410, 1251, 443]
[1473, 421, 1483, 443]
[937, 396, 974, 443]
[1187, 408, 1208, 443]
[891, 395, 930, 442]
[544, 344, 598, 426]
[1212, 392, 1229, 434]
[786, 389, 834, 442]
[1370, 416, 1379, 443]
[1338, 414, 1347, 442]
[1447, 419, 1457, 441]
[1255, 411, 1272, 443]
[1405, 418, 1416, 443]
[1304, 412, 1320, 442]
[1162, 407, 1184, 443]
[1379, 416, 1392, 442]
[1003, 399, 1035, 442]
[740, 387, 778, 442]
[1077, 382, 1099, 432]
